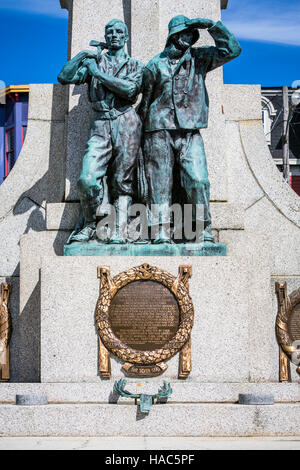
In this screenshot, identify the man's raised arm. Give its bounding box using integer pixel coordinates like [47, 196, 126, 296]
[187, 18, 241, 72]
[57, 50, 96, 85]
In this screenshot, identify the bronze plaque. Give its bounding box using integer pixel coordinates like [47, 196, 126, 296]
[109, 280, 180, 351]
[96, 264, 194, 379]
[288, 302, 300, 341]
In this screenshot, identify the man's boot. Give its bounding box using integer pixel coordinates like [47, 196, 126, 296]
[202, 223, 214, 243]
[68, 198, 98, 243]
[69, 222, 97, 243]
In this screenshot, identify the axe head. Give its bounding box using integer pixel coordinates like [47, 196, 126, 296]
[89, 40, 108, 49]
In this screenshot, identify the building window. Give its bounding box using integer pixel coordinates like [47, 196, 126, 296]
[5, 128, 14, 177]
[262, 108, 271, 144]
[261, 96, 277, 146]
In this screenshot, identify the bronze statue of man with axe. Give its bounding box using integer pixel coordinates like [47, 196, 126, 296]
[58, 19, 144, 243]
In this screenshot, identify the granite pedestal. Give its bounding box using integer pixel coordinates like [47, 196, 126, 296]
[64, 241, 227, 257]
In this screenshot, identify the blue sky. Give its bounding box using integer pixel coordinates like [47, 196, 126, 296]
[0, 0, 299, 87]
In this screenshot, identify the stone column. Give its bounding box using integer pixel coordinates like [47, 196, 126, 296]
[61, 0, 229, 202]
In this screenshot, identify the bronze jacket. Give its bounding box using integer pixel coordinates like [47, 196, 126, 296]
[138, 21, 241, 131]
[58, 52, 144, 120]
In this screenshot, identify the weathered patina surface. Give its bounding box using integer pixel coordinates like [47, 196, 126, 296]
[138, 16, 241, 243]
[58, 19, 144, 244]
[114, 379, 172, 413]
[59, 15, 241, 250]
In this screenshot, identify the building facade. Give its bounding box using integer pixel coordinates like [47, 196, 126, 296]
[0, 85, 29, 184]
[262, 87, 300, 196]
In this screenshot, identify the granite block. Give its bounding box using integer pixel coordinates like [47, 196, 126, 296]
[219, 231, 274, 382]
[211, 203, 244, 230]
[18, 231, 70, 382]
[225, 121, 264, 209]
[239, 120, 300, 228]
[0, 119, 51, 218]
[0, 382, 299, 404]
[0, 198, 45, 277]
[1, 436, 300, 451]
[131, 0, 160, 65]
[223, 85, 262, 121]
[46, 202, 243, 232]
[65, 86, 94, 201]
[0, 403, 299, 437]
[40, 255, 271, 383]
[245, 196, 300, 275]
[46, 203, 80, 231]
[27, 84, 67, 122]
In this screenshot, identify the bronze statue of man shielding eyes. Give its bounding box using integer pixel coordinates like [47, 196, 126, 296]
[138, 15, 241, 244]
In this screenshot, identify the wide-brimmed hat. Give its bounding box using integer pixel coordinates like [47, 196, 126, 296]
[166, 15, 199, 46]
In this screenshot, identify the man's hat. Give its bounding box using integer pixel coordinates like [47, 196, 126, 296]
[166, 15, 199, 46]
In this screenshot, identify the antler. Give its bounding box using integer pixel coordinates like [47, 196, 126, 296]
[155, 381, 173, 400]
[113, 379, 140, 399]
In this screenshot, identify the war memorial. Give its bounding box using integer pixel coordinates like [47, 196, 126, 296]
[0, 0, 299, 439]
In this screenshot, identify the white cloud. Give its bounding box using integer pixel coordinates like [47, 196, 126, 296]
[0, 0, 67, 18]
[223, 0, 300, 46]
[1, 0, 299, 46]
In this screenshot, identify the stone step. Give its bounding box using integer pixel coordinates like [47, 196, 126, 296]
[1, 436, 300, 450]
[0, 382, 299, 404]
[46, 202, 245, 231]
[0, 403, 299, 437]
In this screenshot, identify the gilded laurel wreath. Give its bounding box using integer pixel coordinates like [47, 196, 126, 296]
[96, 264, 194, 365]
[276, 283, 300, 376]
[0, 283, 11, 348]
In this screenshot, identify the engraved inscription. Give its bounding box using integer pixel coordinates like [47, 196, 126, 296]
[109, 280, 180, 351]
[289, 302, 300, 341]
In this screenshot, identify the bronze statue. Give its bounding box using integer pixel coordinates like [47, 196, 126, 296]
[58, 19, 144, 243]
[59, 16, 241, 251]
[138, 16, 241, 243]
